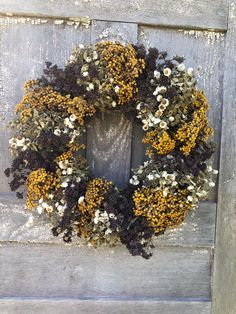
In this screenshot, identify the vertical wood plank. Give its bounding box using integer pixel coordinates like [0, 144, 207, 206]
[131, 120, 147, 170]
[212, 2, 236, 314]
[86, 21, 138, 188]
[86, 112, 133, 188]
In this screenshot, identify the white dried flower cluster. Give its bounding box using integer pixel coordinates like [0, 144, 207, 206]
[93, 210, 116, 236]
[36, 198, 53, 214]
[9, 137, 30, 152]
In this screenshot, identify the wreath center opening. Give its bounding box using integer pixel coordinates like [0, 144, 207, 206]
[86, 111, 136, 189]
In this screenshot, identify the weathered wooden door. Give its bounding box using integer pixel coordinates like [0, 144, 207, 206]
[0, 1, 235, 313]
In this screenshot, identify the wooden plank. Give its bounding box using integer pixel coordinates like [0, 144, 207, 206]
[0, 298, 211, 314]
[212, 2, 236, 314]
[91, 20, 138, 44]
[0, 150, 14, 194]
[0, 112, 12, 149]
[86, 112, 133, 188]
[138, 26, 225, 202]
[131, 119, 148, 170]
[0, 243, 212, 299]
[0, 0, 229, 31]
[0, 196, 216, 247]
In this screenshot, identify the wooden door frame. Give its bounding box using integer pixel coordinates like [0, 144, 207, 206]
[212, 1, 236, 313]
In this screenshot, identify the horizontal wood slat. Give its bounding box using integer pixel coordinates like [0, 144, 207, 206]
[0, 243, 212, 299]
[0, 0, 228, 31]
[0, 196, 216, 247]
[0, 298, 211, 314]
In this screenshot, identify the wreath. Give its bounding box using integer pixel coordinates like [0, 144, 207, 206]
[4, 41, 218, 259]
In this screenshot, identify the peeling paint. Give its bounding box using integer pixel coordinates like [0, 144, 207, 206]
[54, 19, 64, 25]
[180, 29, 225, 45]
[0, 16, 91, 29]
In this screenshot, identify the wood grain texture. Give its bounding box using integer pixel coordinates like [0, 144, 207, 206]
[131, 119, 148, 170]
[0, 298, 211, 314]
[0, 196, 216, 247]
[86, 112, 133, 188]
[212, 2, 236, 314]
[0, 0, 228, 30]
[0, 150, 14, 194]
[0, 18, 90, 113]
[0, 243, 212, 299]
[91, 20, 138, 44]
[138, 26, 225, 201]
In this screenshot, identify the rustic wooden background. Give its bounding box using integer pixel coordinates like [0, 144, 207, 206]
[0, 1, 235, 313]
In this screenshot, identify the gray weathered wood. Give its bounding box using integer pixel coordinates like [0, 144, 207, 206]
[0, 243, 212, 298]
[0, 196, 216, 247]
[0, 17, 90, 113]
[138, 26, 224, 201]
[86, 112, 133, 188]
[0, 0, 228, 31]
[0, 298, 211, 314]
[212, 1, 236, 314]
[91, 20, 138, 44]
[131, 119, 147, 170]
[0, 150, 14, 194]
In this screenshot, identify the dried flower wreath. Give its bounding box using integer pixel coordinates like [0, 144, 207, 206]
[5, 41, 218, 259]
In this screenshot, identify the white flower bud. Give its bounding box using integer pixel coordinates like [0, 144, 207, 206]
[187, 196, 193, 202]
[159, 121, 167, 129]
[54, 129, 61, 136]
[154, 70, 160, 79]
[61, 182, 68, 188]
[67, 168, 73, 175]
[163, 68, 171, 77]
[78, 196, 85, 204]
[69, 114, 77, 122]
[177, 63, 185, 71]
[156, 95, 163, 102]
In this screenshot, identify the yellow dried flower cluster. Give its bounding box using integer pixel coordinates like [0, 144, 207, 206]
[96, 41, 145, 105]
[16, 82, 95, 125]
[55, 144, 85, 162]
[79, 178, 111, 214]
[133, 187, 191, 234]
[77, 178, 111, 239]
[143, 130, 176, 156]
[175, 90, 213, 156]
[26, 168, 59, 209]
